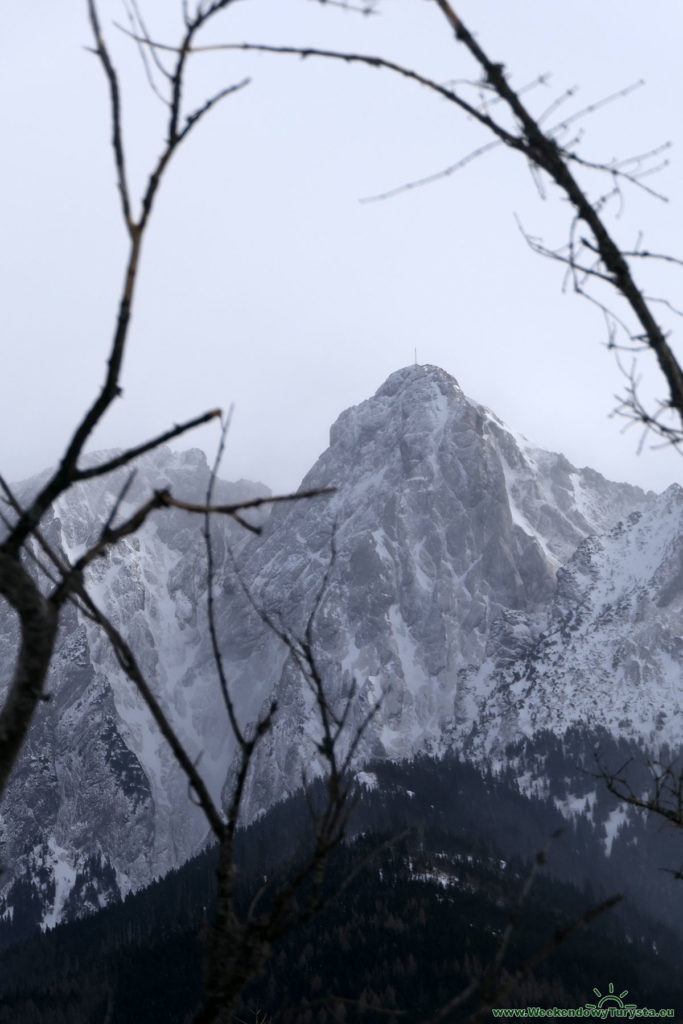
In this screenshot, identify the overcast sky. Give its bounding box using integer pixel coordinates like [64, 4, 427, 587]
[2, 1, 683, 495]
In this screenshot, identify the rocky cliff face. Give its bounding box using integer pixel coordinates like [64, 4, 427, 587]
[0, 447, 269, 933]
[1, 365, 680, 932]
[225, 366, 661, 814]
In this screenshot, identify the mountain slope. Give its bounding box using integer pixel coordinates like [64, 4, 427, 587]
[227, 365, 658, 812]
[3, 752, 683, 1024]
[467, 484, 683, 759]
[0, 447, 269, 933]
[1, 364, 680, 935]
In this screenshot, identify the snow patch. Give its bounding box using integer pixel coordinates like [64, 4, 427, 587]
[356, 771, 378, 791]
[603, 803, 630, 856]
[41, 838, 77, 930]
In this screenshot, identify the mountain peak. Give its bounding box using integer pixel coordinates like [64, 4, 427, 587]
[374, 363, 462, 400]
[244, 364, 656, 793]
[1, 365, 675, 936]
[323, 363, 470, 478]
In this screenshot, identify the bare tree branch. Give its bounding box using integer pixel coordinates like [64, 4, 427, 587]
[203, 412, 247, 743]
[423, 828, 622, 1024]
[361, 139, 502, 203]
[428, 0, 683, 438]
[0, 555, 58, 797]
[113, 28, 523, 151]
[120, 10, 683, 447]
[78, 582, 227, 840]
[599, 754, 683, 829]
[122, 0, 173, 106]
[86, 0, 134, 232]
[74, 408, 222, 480]
[547, 79, 646, 135]
[1, 2, 250, 557]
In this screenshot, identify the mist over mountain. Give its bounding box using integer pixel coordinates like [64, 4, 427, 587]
[1, 364, 681, 948]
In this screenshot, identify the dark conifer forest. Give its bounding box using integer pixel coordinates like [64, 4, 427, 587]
[2, 745, 682, 1023]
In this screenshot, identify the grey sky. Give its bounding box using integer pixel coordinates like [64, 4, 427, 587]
[2, 1, 682, 495]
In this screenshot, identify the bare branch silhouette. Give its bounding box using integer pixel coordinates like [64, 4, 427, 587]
[118, 2, 683, 448]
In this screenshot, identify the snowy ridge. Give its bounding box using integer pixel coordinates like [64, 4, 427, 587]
[466, 483, 683, 756]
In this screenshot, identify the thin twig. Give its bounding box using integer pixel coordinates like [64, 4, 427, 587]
[203, 409, 247, 745]
[361, 139, 501, 202]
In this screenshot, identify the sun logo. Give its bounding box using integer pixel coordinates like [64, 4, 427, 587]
[585, 982, 637, 1012]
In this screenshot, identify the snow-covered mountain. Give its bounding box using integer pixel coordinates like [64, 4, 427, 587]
[0, 448, 270, 933]
[1, 364, 681, 935]
[227, 365, 666, 813]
